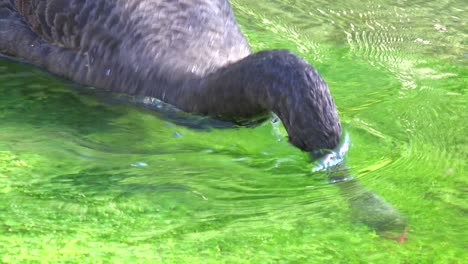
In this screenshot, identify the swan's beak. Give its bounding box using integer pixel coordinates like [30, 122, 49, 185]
[381, 227, 407, 243]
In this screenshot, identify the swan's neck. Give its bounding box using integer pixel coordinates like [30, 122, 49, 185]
[172, 50, 342, 151]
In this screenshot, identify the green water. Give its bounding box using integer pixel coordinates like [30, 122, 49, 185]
[0, 0, 466, 263]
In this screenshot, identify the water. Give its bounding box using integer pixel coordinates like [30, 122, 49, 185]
[0, 0, 466, 262]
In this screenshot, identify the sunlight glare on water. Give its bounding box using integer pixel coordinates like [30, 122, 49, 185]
[0, 0, 466, 263]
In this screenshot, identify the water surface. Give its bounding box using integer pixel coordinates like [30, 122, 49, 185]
[0, 0, 466, 263]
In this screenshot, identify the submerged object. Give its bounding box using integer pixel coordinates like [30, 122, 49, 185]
[326, 162, 408, 243]
[345, 185, 408, 242]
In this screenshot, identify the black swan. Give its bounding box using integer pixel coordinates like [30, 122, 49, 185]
[0, 0, 407, 242]
[0, 0, 341, 153]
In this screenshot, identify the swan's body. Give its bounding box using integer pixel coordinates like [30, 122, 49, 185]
[0, 0, 342, 151]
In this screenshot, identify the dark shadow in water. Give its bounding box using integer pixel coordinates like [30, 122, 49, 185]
[0, 57, 267, 133]
[99, 92, 271, 130]
[0, 58, 127, 134]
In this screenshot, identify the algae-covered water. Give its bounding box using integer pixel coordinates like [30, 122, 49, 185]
[0, 0, 466, 263]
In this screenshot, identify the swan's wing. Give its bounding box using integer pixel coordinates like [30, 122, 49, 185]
[11, 0, 250, 68]
[12, 0, 120, 52]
